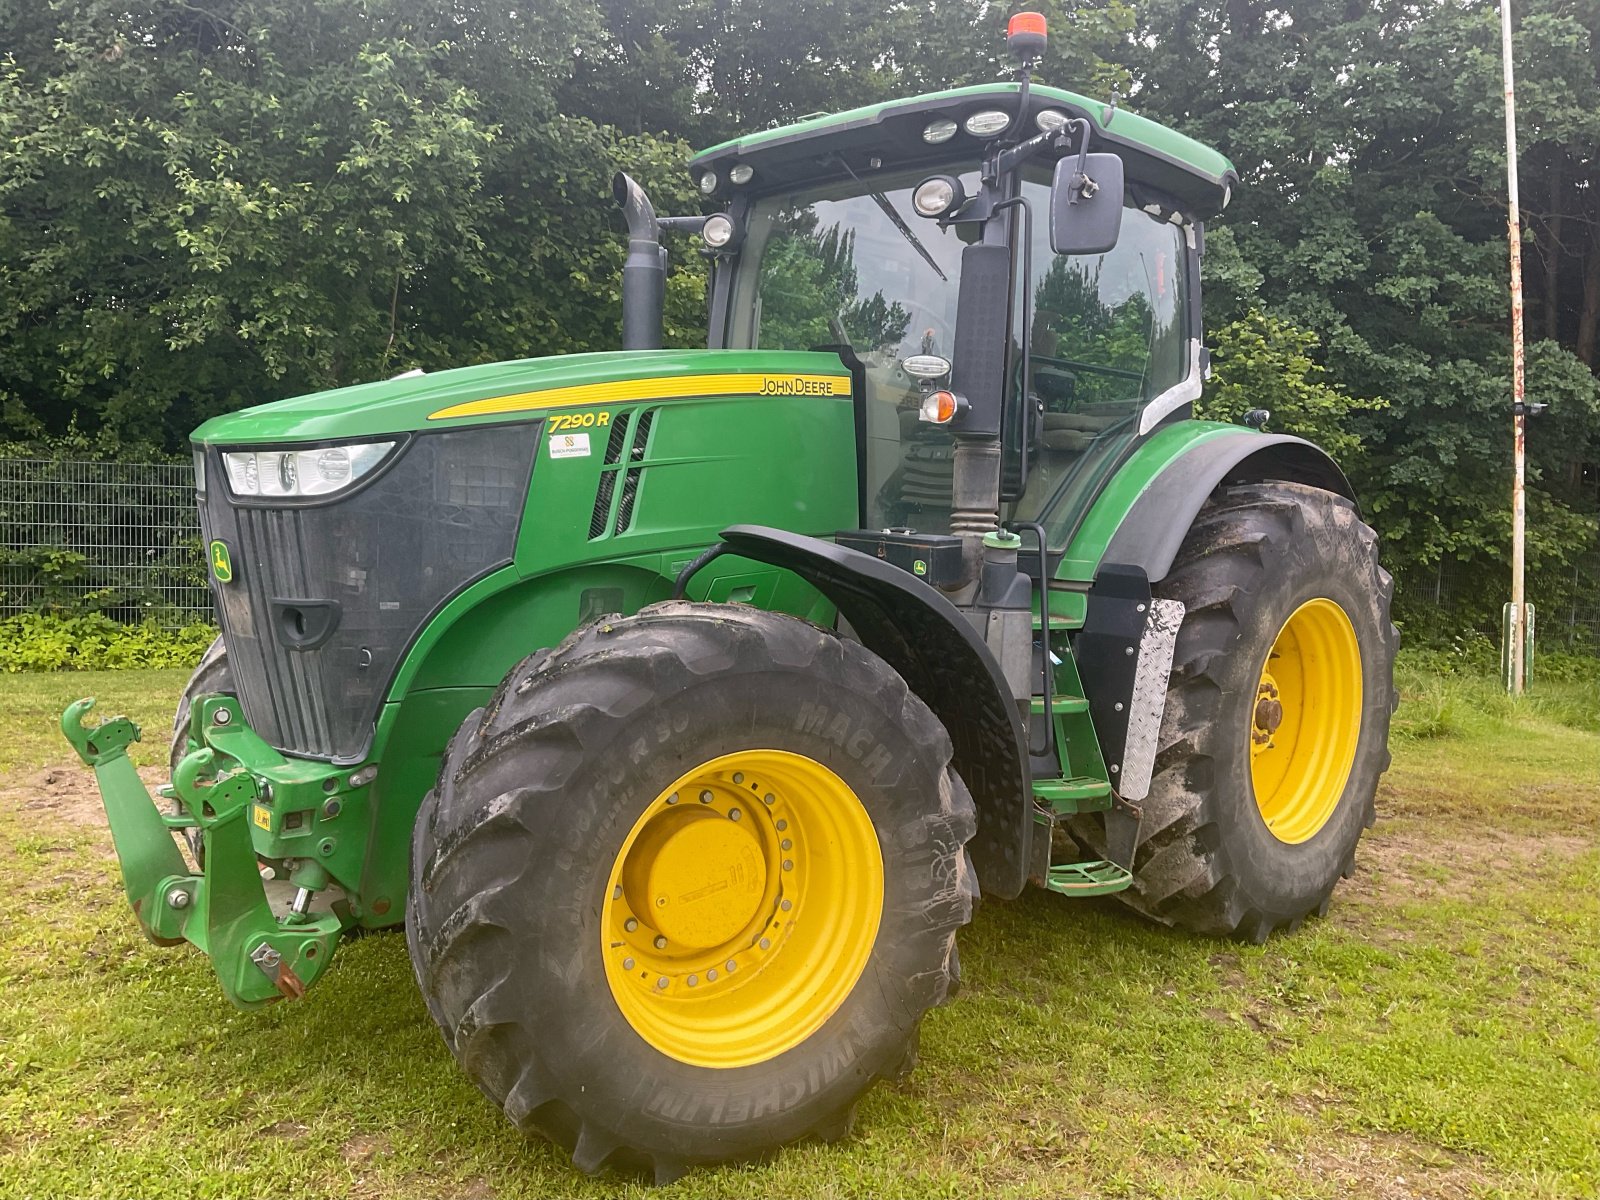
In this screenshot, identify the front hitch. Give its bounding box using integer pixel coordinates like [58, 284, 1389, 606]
[61, 696, 344, 1007]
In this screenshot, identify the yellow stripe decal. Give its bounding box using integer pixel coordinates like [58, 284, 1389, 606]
[427, 372, 851, 420]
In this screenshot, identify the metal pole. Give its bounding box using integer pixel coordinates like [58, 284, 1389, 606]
[1501, 0, 1527, 695]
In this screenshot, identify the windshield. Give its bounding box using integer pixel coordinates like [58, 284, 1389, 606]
[728, 168, 1192, 537]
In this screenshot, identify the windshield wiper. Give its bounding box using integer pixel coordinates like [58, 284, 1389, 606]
[831, 155, 948, 283]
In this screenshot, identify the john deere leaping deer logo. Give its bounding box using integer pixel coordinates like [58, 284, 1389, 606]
[209, 540, 234, 584]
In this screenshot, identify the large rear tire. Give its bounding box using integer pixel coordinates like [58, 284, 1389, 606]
[406, 601, 977, 1180]
[1073, 482, 1397, 940]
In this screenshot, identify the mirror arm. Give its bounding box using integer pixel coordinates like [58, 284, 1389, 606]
[1061, 119, 1099, 204]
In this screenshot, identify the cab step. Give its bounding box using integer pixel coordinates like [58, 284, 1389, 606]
[1045, 859, 1134, 896]
[1029, 694, 1090, 715]
[1032, 775, 1112, 807]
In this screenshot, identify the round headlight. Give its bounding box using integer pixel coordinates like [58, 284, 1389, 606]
[728, 163, 754, 185]
[701, 213, 735, 249]
[963, 109, 1011, 137]
[697, 170, 718, 195]
[922, 117, 958, 144]
[1034, 108, 1070, 132]
[912, 175, 965, 219]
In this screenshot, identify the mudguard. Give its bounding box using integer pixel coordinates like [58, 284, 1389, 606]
[1101, 431, 1355, 584]
[715, 525, 1033, 899]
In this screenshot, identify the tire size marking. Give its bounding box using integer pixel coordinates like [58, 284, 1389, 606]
[547, 410, 611, 432]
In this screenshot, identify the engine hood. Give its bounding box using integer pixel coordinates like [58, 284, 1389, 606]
[190, 349, 852, 445]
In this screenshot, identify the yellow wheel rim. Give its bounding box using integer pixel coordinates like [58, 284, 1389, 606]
[1248, 598, 1363, 844]
[601, 750, 884, 1068]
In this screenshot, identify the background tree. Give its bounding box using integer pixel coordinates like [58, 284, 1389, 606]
[1, 0, 1597, 639]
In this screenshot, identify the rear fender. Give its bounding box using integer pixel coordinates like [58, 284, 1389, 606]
[1094, 430, 1355, 585]
[713, 525, 1033, 899]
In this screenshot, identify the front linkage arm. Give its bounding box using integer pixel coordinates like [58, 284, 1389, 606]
[62, 695, 344, 1007]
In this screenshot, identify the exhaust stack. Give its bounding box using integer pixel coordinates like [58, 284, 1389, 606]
[612, 172, 665, 351]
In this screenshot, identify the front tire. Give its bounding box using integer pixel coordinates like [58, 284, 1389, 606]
[406, 601, 976, 1180]
[168, 635, 233, 867]
[1074, 482, 1397, 940]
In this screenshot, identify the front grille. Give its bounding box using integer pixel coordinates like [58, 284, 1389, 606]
[231, 507, 338, 755]
[199, 425, 537, 761]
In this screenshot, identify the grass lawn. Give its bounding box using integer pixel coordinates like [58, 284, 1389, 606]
[1, 661, 1595, 1199]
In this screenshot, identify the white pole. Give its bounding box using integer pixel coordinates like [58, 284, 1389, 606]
[1501, 0, 1527, 695]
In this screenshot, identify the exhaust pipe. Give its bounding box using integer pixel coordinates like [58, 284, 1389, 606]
[612, 172, 665, 351]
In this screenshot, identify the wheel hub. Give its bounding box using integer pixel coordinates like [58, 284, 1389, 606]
[601, 750, 883, 1068]
[623, 808, 767, 948]
[1247, 597, 1363, 844]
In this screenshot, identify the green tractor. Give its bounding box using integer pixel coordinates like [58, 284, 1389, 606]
[62, 13, 1395, 1182]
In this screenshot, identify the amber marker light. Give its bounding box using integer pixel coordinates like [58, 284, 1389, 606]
[919, 390, 966, 425]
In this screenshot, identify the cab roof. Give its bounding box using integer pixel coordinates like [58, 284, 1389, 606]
[689, 82, 1237, 219]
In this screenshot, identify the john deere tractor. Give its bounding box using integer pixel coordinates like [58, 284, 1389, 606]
[62, 13, 1395, 1182]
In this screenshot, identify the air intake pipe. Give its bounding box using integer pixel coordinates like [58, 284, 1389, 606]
[612, 172, 665, 351]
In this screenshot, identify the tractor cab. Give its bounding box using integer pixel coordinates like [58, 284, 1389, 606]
[620, 37, 1236, 567]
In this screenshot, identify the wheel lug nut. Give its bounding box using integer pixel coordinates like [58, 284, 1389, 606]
[654, 935, 668, 949]
[776, 819, 788, 832]
[762, 793, 775, 806]
[732, 772, 744, 784]
[726, 959, 737, 972]
[780, 838, 791, 851]
[729, 808, 741, 821]
[687, 975, 699, 987]
[656, 977, 668, 989]
[666, 792, 679, 805]
[624, 917, 638, 932]
[612, 885, 622, 899]
[782, 859, 793, 871]
[623, 957, 635, 970]
[759, 937, 771, 950]
[707, 968, 718, 981]
[699, 790, 714, 804]
[780, 899, 792, 912]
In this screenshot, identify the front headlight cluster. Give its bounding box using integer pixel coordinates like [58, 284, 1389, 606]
[222, 440, 397, 499]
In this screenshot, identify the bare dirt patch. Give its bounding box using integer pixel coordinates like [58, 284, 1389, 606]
[0, 760, 168, 829]
[341, 1132, 391, 1164]
[1343, 824, 1593, 905]
[1298, 1131, 1495, 1200]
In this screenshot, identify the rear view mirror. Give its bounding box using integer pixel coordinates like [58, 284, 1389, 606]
[1049, 152, 1124, 256]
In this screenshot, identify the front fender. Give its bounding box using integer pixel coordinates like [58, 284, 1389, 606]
[715, 525, 1033, 900]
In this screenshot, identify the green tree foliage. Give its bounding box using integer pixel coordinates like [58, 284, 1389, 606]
[0, 0, 700, 449]
[1, 0, 1597, 637]
[1122, 0, 1600, 628]
[1199, 310, 1381, 465]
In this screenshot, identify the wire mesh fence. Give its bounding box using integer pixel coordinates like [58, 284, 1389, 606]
[0, 457, 213, 625]
[1, 452, 1596, 649]
[1395, 554, 1600, 654]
